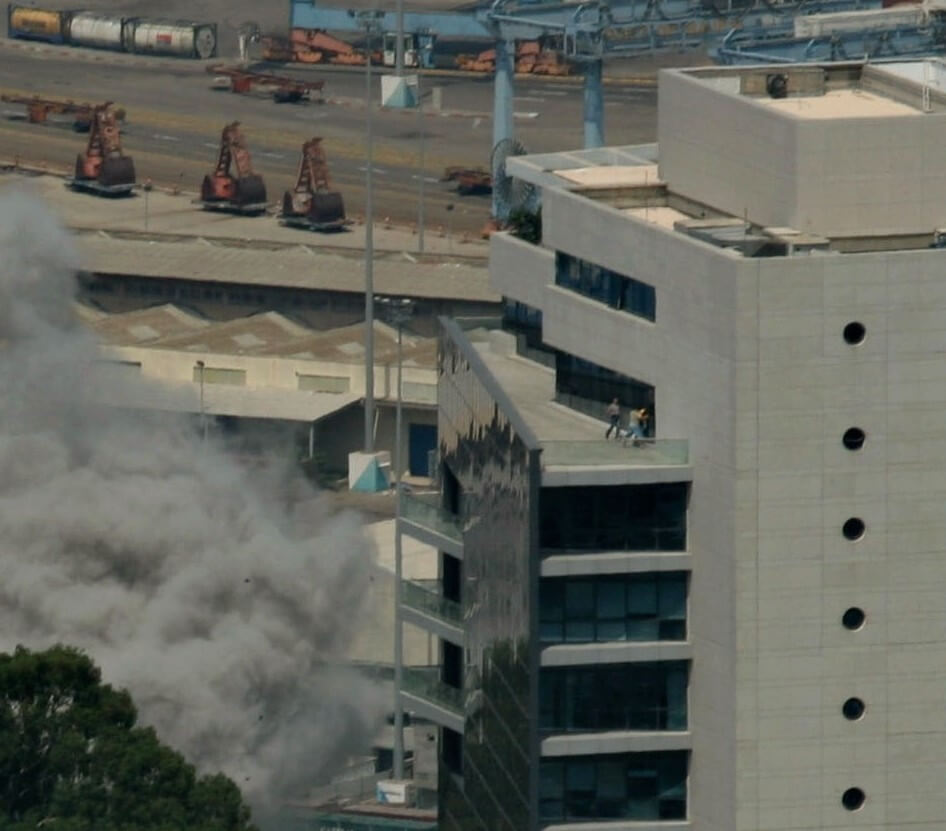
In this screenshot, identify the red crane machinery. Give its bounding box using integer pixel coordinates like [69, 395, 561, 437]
[206, 65, 325, 103]
[262, 30, 374, 65]
[1, 92, 126, 132]
[199, 121, 268, 214]
[442, 166, 492, 196]
[280, 137, 348, 231]
[68, 102, 136, 196]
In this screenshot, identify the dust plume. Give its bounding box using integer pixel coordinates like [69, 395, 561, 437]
[0, 193, 386, 813]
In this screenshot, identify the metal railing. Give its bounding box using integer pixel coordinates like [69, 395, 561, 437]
[402, 579, 463, 624]
[402, 666, 464, 715]
[541, 438, 689, 467]
[400, 489, 464, 543]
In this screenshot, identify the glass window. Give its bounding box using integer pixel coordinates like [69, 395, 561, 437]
[555, 252, 656, 322]
[540, 483, 687, 552]
[539, 573, 688, 644]
[539, 761, 563, 820]
[539, 752, 688, 822]
[565, 760, 596, 819]
[540, 662, 688, 732]
[553, 351, 655, 426]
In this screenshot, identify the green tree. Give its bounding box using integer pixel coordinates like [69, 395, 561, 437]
[0, 645, 257, 831]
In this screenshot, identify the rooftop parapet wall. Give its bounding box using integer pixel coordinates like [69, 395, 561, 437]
[657, 65, 946, 237]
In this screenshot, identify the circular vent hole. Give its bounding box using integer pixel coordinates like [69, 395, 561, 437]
[843, 517, 866, 541]
[842, 607, 866, 630]
[842, 428, 866, 451]
[842, 787, 866, 811]
[842, 698, 865, 720]
[843, 322, 866, 345]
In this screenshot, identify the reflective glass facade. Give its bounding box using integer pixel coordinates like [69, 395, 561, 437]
[540, 662, 688, 731]
[437, 322, 541, 831]
[539, 752, 688, 822]
[539, 572, 688, 643]
[540, 483, 688, 551]
[556, 253, 657, 322]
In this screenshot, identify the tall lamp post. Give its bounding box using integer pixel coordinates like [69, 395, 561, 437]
[416, 75, 425, 254]
[195, 360, 207, 442]
[354, 10, 384, 453]
[376, 295, 414, 780]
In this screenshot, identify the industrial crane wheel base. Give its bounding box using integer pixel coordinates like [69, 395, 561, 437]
[281, 190, 347, 231]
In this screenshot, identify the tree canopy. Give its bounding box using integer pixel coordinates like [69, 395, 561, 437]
[0, 645, 257, 831]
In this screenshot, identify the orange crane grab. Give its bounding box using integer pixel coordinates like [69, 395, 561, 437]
[281, 137, 348, 231]
[200, 121, 268, 213]
[69, 102, 136, 196]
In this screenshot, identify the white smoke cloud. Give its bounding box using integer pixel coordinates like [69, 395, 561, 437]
[0, 192, 387, 816]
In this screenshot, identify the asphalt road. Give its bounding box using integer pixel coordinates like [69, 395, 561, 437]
[0, 44, 658, 231]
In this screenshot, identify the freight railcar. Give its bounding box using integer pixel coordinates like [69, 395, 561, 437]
[67, 11, 125, 51]
[124, 19, 217, 59]
[7, 4, 69, 43]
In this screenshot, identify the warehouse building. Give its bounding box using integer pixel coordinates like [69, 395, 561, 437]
[81, 302, 439, 479]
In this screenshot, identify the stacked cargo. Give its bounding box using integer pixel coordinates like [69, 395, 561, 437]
[7, 5, 217, 59]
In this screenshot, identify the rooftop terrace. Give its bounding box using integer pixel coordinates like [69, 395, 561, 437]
[508, 60, 946, 249]
[456, 323, 690, 486]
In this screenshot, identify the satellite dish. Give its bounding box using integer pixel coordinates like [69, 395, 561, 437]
[490, 138, 536, 220]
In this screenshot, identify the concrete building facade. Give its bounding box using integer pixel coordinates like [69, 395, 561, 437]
[394, 60, 946, 831]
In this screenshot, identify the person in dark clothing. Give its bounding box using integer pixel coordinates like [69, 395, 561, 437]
[605, 398, 621, 440]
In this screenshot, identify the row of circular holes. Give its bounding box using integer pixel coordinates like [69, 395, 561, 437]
[841, 321, 867, 814]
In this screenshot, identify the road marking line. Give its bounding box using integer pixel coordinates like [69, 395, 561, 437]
[514, 96, 546, 103]
[411, 175, 441, 183]
[258, 152, 284, 159]
[153, 133, 181, 142]
[358, 166, 388, 175]
[533, 89, 569, 96]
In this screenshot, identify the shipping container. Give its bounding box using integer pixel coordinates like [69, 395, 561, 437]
[68, 12, 125, 51]
[7, 4, 68, 43]
[126, 19, 217, 59]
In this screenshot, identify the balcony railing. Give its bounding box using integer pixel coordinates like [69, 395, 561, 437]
[541, 438, 689, 468]
[400, 490, 464, 544]
[402, 579, 463, 625]
[402, 666, 464, 716]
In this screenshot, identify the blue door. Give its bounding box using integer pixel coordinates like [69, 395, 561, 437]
[408, 423, 437, 476]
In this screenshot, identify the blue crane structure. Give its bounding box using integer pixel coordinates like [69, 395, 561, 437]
[291, 0, 883, 147]
[291, 0, 885, 215]
[713, 11, 946, 64]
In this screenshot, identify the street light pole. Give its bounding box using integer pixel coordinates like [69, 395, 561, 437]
[417, 74, 425, 254]
[376, 296, 414, 781]
[360, 12, 382, 454]
[395, 0, 405, 76]
[195, 360, 207, 441]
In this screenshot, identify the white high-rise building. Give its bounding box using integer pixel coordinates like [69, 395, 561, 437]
[395, 60, 946, 831]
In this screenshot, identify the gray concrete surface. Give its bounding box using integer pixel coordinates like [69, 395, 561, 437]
[4, 169, 489, 257]
[0, 42, 659, 229]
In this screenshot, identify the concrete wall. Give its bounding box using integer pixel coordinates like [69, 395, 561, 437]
[658, 68, 946, 236]
[499, 187, 743, 831]
[489, 232, 555, 310]
[104, 344, 437, 406]
[734, 246, 946, 831]
[658, 70, 800, 233]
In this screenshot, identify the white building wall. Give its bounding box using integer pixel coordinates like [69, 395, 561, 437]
[658, 68, 946, 236]
[498, 188, 744, 831]
[102, 344, 437, 406]
[735, 247, 946, 831]
[491, 178, 946, 829]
